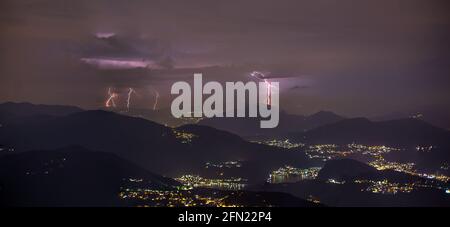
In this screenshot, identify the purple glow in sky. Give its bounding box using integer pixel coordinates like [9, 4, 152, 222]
[81, 58, 159, 70]
[0, 0, 449, 118]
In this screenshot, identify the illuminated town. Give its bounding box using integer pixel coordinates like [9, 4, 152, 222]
[353, 179, 449, 195]
[355, 179, 415, 194]
[254, 140, 450, 196]
[326, 178, 346, 184]
[205, 161, 242, 169]
[119, 187, 241, 207]
[300, 143, 400, 161]
[172, 129, 198, 144]
[254, 139, 305, 150]
[175, 175, 247, 190]
[293, 142, 449, 183]
[268, 166, 321, 183]
[2, 0, 450, 211]
[369, 158, 450, 182]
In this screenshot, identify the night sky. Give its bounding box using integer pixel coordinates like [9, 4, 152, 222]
[1, 0, 449, 117]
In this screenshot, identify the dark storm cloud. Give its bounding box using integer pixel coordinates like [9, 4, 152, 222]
[0, 0, 449, 115]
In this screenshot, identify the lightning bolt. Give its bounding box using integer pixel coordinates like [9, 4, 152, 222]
[126, 88, 136, 111]
[152, 89, 160, 110]
[250, 71, 276, 106]
[105, 87, 118, 108]
[266, 79, 272, 106]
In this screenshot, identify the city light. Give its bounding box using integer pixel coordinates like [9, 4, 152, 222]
[268, 166, 321, 184]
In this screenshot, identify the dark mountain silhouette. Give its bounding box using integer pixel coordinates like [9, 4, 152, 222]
[0, 147, 180, 207]
[198, 110, 344, 138]
[221, 191, 322, 207]
[0, 105, 311, 182]
[0, 102, 83, 124]
[317, 159, 378, 180]
[317, 159, 428, 183]
[303, 110, 343, 125]
[260, 180, 450, 207]
[290, 117, 450, 148]
[372, 106, 450, 131]
[104, 107, 199, 127]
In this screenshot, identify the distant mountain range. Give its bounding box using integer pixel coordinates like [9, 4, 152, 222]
[1, 102, 449, 207]
[288, 118, 450, 168]
[0, 102, 311, 182]
[290, 117, 450, 148]
[198, 110, 344, 138]
[1, 102, 449, 181]
[372, 106, 450, 130]
[103, 107, 200, 127]
[0, 102, 83, 124]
